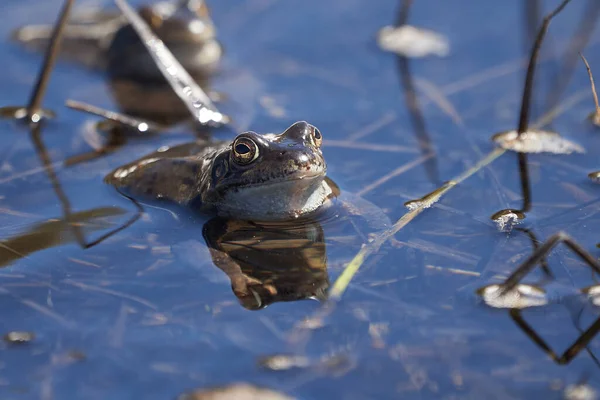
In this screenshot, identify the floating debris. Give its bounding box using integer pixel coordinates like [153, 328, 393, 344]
[490, 209, 525, 232]
[582, 285, 600, 307]
[589, 171, 600, 183]
[564, 383, 598, 400]
[67, 350, 87, 361]
[258, 353, 355, 376]
[3, 331, 35, 344]
[377, 25, 449, 58]
[258, 354, 311, 371]
[492, 130, 584, 154]
[177, 383, 294, 400]
[404, 199, 428, 211]
[477, 284, 548, 309]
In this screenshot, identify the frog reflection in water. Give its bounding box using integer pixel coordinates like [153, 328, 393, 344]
[107, 121, 337, 221]
[202, 217, 329, 310]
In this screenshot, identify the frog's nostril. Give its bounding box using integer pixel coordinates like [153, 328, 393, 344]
[283, 121, 312, 139]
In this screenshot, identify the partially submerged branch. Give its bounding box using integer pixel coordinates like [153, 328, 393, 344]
[0, 0, 74, 123]
[580, 52, 600, 126]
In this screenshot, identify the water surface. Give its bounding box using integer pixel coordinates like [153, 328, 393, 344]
[1, 0, 600, 398]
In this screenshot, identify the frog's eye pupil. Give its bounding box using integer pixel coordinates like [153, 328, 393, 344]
[232, 137, 259, 165]
[235, 143, 251, 154]
[314, 129, 322, 140]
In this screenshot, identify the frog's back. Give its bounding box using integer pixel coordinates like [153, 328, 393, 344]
[105, 141, 225, 207]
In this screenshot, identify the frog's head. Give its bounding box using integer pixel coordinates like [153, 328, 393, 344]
[206, 121, 331, 220]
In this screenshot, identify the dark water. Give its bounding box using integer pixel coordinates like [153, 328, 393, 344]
[1, 0, 600, 398]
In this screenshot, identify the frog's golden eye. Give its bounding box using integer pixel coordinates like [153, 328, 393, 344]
[313, 128, 323, 147]
[232, 137, 259, 165]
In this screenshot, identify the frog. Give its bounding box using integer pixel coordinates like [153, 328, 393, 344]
[106, 121, 334, 221]
[74, 0, 389, 227]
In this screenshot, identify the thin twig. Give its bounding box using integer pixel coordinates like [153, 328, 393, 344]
[396, 56, 439, 184]
[517, 153, 531, 213]
[330, 148, 506, 300]
[29, 123, 88, 247]
[66, 99, 164, 133]
[517, 0, 572, 135]
[320, 74, 587, 306]
[545, 0, 600, 113]
[579, 53, 600, 116]
[30, 124, 144, 249]
[26, 0, 74, 122]
[395, 0, 413, 27]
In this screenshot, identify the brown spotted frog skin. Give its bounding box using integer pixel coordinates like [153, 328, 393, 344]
[105, 121, 337, 221]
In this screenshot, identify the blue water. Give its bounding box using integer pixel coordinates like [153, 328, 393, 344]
[1, 0, 600, 398]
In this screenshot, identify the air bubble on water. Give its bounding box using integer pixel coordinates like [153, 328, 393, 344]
[492, 130, 584, 154]
[491, 209, 525, 232]
[477, 284, 548, 309]
[377, 25, 450, 58]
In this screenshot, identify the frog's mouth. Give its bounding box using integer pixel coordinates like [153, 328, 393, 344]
[217, 174, 332, 220]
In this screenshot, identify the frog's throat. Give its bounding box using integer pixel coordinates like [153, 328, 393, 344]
[216, 177, 332, 221]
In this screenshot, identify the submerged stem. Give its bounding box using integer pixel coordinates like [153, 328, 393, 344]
[580, 53, 600, 116]
[517, 0, 572, 135]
